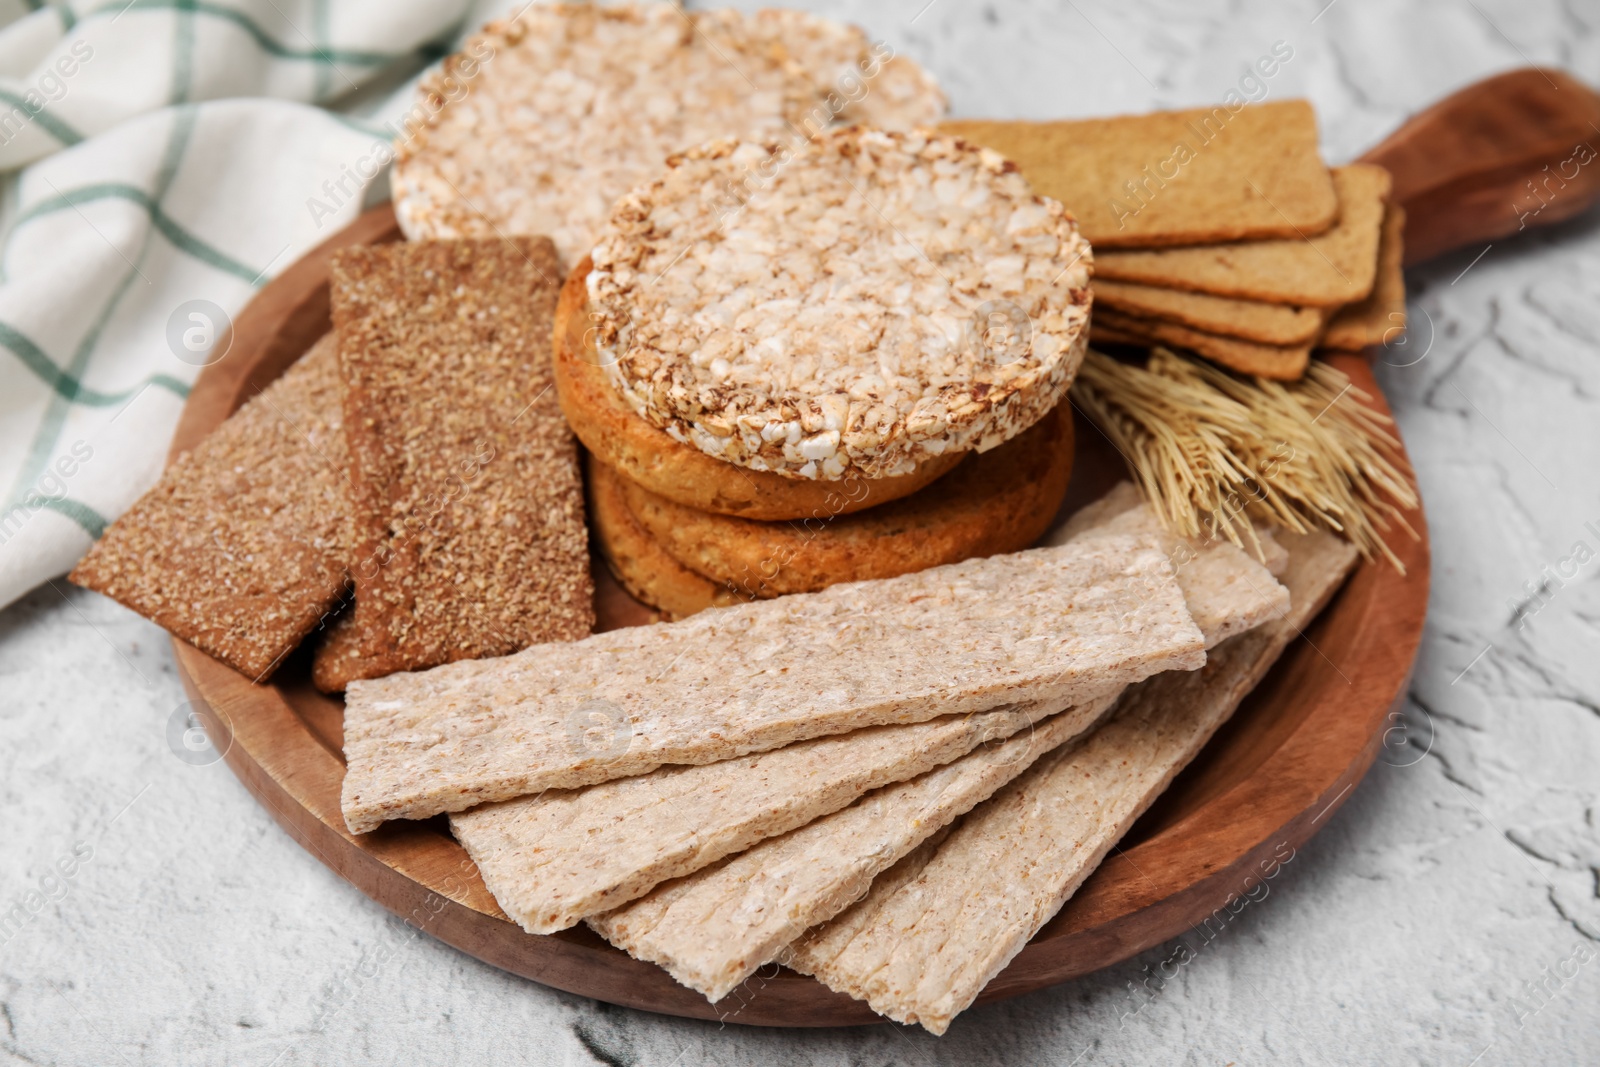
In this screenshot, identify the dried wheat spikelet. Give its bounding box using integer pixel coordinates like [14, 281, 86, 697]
[1070, 347, 1420, 571]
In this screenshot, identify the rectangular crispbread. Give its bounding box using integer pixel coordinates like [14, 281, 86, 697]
[1322, 205, 1407, 351]
[1093, 279, 1328, 346]
[587, 691, 1121, 1001]
[941, 101, 1337, 247]
[315, 236, 592, 692]
[1091, 306, 1314, 380]
[340, 533, 1206, 833]
[70, 334, 351, 680]
[453, 697, 1103, 935]
[583, 490, 1287, 1001]
[787, 528, 1361, 1034]
[1094, 165, 1391, 306]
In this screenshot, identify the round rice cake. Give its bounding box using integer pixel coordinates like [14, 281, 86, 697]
[392, 3, 947, 266]
[554, 257, 964, 521]
[585, 451, 738, 621]
[588, 126, 1094, 481]
[619, 401, 1075, 600]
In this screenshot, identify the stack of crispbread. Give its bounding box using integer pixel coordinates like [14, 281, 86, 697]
[944, 103, 1407, 379]
[562, 125, 1094, 619]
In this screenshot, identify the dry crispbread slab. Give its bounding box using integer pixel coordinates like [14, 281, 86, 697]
[583, 488, 1288, 1001]
[1322, 205, 1407, 351]
[340, 534, 1206, 834]
[70, 334, 351, 680]
[1092, 279, 1328, 346]
[1054, 481, 1291, 578]
[788, 528, 1361, 1034]
[941, 101, 1337, 247]
[318, 237, 592, 691]
[587, 691, 1121, 1002]
[1094, 165, 1393, 305]
[450, 698, 1097, 935]
[1091, 306, 1314, 380]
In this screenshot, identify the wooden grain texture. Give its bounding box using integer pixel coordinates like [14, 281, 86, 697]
[156, 60, 1600, 1022]
[1359, 67, 1600, 264]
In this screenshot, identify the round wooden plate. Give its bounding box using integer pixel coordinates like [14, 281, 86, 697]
[169, 203, 1429, 1027]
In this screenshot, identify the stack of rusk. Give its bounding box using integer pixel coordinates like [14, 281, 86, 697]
[945, 99, 1406, 379]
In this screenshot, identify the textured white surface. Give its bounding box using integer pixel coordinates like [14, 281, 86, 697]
[3, 0, 1600, 1063]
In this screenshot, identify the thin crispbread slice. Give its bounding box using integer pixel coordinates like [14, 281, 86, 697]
[583, 488, 1286, 1001]
[340, 534, 1206, 834]
[451, 696, 1103, 935]
[1093, 165, 1392, 306]
[70, 334, 351, 680]
[941, 101, 1337, 247]
[1092, 306, 1313, 380]
[787, 528, 1361, 1034]
[1092, 279, 1328, 346]
[318, 237, 593, 691]
[1322, 205, 1407, 351]
[586, 691, 1120, 1002]
[1054, 481, 1290, 577]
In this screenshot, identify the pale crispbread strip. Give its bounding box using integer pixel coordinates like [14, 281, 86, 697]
[1321, 205, 1406, 351]
[1047, 482, 1288, 644]
[588, 691, 1120, 1001]
[450, 491, 1282, 935]
[1092, 306, 1313, 380]
[1093, 279, 1327, 346]
[70, 334, 352, 680]
[1094, 165, 1392, 306]
[788, 528, 1360, 1034]
[340, 534, 1205, 833]
[1053, 480, 1292, 577]
[454, 696, 1098, 935]
[940, 101, 1337, 247]
[583, 494, 1287, 1000]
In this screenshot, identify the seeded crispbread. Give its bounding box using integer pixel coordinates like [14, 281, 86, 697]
[70, 334, 351, 680]
[586, 453, 742, 620]
[317, 237, 593, 691]
[788, 528, 1360, 1034]
[1094, 165, 1393, 306]
[941, 101, 1337, 247]
[588, 128, 1093, 480]
[1322, 205, 1407, 351]
[1093, 279, 1328, 346]
[587, 691, 1120, 1001]
[1091, 306, 1314, 380]
[340, 534, 1204, 834]
[553, 259, 964, 522]
[622, 403, 1074, 600]
[450, 698, 1094, 935]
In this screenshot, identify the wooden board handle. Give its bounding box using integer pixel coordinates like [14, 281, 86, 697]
[1359, 67, 1600, 265]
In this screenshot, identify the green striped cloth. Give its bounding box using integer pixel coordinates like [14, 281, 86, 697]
[0, 0, 504, 610]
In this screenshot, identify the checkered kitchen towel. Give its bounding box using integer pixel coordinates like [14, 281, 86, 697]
[0, 0, 526, 612]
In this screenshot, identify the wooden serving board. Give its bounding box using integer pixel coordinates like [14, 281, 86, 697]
[166, 66, 1600, 1027]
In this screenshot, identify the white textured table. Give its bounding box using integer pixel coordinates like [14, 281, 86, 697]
[4, 2, 1599, 1064]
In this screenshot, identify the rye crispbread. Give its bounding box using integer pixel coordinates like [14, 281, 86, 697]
[588, 128, 1093, 480]
[1093, 279, 1328, 346]
[1322, 205, 1407, 351]
[1094, 165, 1393, 305]
[587, 691, 1120, 1001]
[450, 698, 1088, 935]
[622, 404, 1074, 599]
[788, 528, 1360, 1034]
[392, 4, 945, 267]
[585, 453, 742, 620]
[340, 534, 1204, 834]
[70, 334, 351, 680]
[1090, 306, 1314, 380]
[317, 237, 592, 691]
[941, 101, 1337, 247]
[554, 258, 963, 522]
